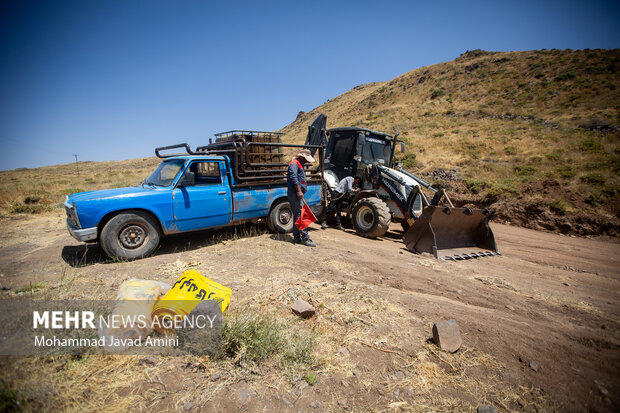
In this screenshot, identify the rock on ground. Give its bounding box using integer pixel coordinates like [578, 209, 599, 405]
[432, 319, 462, 353]
[291, 298, 316, 318]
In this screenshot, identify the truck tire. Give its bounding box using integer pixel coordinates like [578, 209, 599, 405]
[267, 200, 294, 233]
[100, 211, 161, 260]
[352, 198, 391, 238]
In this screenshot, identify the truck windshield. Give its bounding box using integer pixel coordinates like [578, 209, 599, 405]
[145, 159, 185, 187]
[362, 137, 391, 166]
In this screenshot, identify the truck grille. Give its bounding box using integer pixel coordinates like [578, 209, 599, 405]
[65, 205, 78, 228]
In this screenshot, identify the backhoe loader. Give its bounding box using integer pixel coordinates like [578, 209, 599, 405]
[304, 114, 499, 260]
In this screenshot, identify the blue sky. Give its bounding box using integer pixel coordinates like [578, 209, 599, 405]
[1, 0, 619, 170]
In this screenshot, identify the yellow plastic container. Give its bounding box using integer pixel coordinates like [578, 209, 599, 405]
[151, 270, 231, 333]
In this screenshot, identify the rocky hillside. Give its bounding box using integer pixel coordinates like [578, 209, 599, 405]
[280, 49, 620, 236]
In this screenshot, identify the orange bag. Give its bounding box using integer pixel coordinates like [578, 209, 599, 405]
[295, 200, 317, 230]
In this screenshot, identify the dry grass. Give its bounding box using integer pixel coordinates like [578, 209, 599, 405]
[0, 157, 160, 215]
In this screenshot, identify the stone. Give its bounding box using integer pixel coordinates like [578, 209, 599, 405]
[406, 386, 414, 397]
[353, 370, 361, 379]
[291, 299, 316, 318]
[529, 360, 540, 372]
[183, 401, 193, 411]
[432, 320, 462, 353]
[138, 356, 157, 366]
[394, 389, 400, 397]
[505, 305, 515, 311]
[309, 401, 321, 409]
[210, 372, 221, 382]
[238, 387, 250, 405]
[477, 405, 498, 413]
[338, 399, 348, 408]
[281, 397, 293, 408]
[394, 371, 405, 379]
[338, 347, 349, 355]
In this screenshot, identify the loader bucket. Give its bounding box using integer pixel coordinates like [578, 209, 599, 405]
[403, 206, 499, 260]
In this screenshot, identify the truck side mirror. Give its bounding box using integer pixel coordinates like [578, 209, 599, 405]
[401, 142, 406, 153]
[177, 171, 195, 188]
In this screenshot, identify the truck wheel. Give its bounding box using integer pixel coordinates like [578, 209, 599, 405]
[267, 200, 294, 233]
[352, 198, 391, 238]
[100, 211, 161, 260]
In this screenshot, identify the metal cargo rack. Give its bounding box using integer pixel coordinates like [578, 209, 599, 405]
[212, 130, 284, 165]
[155, 138, 324, 189]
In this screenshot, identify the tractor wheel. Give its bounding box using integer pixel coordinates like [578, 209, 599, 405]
[267, 200, 294, 233]
[100, 211, 161, 260]
[352, 198, 391, 238]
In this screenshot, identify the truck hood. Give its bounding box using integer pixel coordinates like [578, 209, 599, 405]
[67, 186, 155, 204]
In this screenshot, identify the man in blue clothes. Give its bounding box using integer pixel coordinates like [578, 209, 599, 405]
[287, 149, 316, 247]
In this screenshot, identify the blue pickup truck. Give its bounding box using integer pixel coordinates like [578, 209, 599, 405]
[65, 139, 323, 260]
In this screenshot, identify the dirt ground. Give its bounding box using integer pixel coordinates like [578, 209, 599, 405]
[0, 210, 618, 412]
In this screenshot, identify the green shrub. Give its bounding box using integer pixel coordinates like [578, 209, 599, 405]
[396, 153, 417, 169]
[528, 155, 543, 164]
[585, 193, 601, 205]
[221, 313, 315, 380]
[548, 199, 573, 214]
[486, 181, 519, 200]
[555, 70, 576, 81]
[9, 201, 52, 214]
[304, 373, 317, 386]
[513, 165, 537, 176]
[222, 314, 282, 363]
[430, 88, 445, 99]
[580, 173, 605, 185]
[16, 282, 46, 294]
[580, 138, 603, 152]
[556, 165, 576, 178]
[504, 145, 517, 155]
[463, 178, 489, 194]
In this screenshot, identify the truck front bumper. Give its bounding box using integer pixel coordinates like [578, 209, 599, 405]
[67, 222, 98, 242]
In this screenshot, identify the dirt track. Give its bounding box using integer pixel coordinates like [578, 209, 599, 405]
[0, 211, 618, 412]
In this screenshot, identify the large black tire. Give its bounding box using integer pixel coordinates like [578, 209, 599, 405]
[100, 211, 161, 260]
[352, 197, 391, 238]
[266, 200, 294, 233]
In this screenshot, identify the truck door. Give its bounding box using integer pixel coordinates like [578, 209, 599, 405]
[172, 160, 231, 231]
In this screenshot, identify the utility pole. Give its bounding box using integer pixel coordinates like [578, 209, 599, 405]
[73, 154, 79, 176]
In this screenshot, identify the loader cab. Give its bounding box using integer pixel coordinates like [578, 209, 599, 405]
[325, 127, 394, 181]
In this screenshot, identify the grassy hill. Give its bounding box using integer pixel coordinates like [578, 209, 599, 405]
[280, 49, 620, 236]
